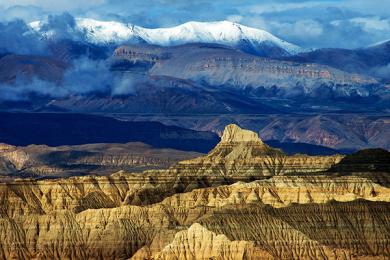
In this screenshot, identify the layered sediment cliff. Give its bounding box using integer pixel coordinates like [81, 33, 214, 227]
[176, 124, 342, 176]
[0, 124, 389, 259]
[1, 174, 389, 259]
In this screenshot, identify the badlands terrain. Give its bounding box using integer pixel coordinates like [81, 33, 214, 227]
[0, 124, 389, 259]
[0, 6, 389, 260]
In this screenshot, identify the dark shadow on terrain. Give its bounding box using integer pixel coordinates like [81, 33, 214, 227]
[329, 148, 390, 172]
[0, 112, 363, 156]
[265, 140, 353, 155]
[0, 112, 219, 153]
[327, 148, 390, 187]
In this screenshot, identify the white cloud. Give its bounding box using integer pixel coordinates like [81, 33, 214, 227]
[242, 1, 337, 15]
[0, 0, 105, 12]
[330, 20, 341, 26]
[343, 0, 390, 16]
[350, 17, 390, 32]
[370, 63, 390, 80]
[226, 15, 243, 23]
[1, 0, 390, 49]
[271, 19, 323, 38]
[237, 16, 269, 31]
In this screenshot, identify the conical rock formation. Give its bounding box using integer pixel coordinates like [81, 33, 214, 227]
[220, 124, 263, 143]
[177, 124, 342, 176]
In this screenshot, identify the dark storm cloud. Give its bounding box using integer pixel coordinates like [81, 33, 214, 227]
[0, 58, 110, 100]
[39, 12, 86, 41]
[0, 56, 142, 101]
[0, 11, 142, 100]
[371, 63, 390, 81]
[0, 19, 47, 54]
[0, 12, 88, 55]
[248, 4, 390, 48]
[60, 57, 140, 96]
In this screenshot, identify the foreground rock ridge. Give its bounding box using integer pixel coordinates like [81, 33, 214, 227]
[0, 124, 389, 259]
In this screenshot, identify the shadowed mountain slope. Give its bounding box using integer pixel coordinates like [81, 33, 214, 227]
[286, 40, 390, 81]
[0, 112, 219, 153]
[0, 142, 201, 179]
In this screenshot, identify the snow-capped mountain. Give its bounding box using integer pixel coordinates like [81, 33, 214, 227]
[29, 18, 302, 56]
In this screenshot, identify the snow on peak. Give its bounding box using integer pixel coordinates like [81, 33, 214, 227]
[29, 18, 301, 54]
[76, 18, 137, 43]
[367, 38, 390, 48]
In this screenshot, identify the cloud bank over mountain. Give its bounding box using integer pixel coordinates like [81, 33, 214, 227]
[1, 0, 390, 49]
[0, 10, 388, 112]
[0, 19, 46, 54]
[0, 58, 106, 100]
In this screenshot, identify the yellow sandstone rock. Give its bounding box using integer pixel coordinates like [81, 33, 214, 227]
[0, 124, 388, 259]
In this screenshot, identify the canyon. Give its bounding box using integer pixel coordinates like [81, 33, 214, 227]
[0, 124, 389, 259]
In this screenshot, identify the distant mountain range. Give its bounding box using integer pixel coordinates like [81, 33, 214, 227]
[1, 112, 367, 156]
[0, 18, 389, 153]
[0, 112, 219, 153]
[113, 43, 376, 88]
[0, 41, 388, 114]
[30, 18, 302, 57]
[285, 40, 390, 81]
[121, 113, 390, 152]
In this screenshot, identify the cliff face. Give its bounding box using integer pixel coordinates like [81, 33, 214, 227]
[176, 124, 343, 176]
[198, 201, 390, 259]
[112, 44, 378, 89]
[2, 174, 387, 218]
[0, 124, 389, 260]
[105, 44, 389, 115]
[1, 174, 389, 259]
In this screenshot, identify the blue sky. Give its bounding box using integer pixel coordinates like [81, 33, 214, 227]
[0, 0, 390, 48]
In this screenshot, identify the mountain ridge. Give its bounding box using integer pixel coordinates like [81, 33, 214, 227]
[285, 40, 390, 81]
[29, 18, 302, 57]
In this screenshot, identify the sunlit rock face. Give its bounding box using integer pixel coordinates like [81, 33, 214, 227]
[176, 124, 343, 176]
[1, 175, 389, 259]
[0, 124, 389, 260]
[145, 223, 274, 260]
